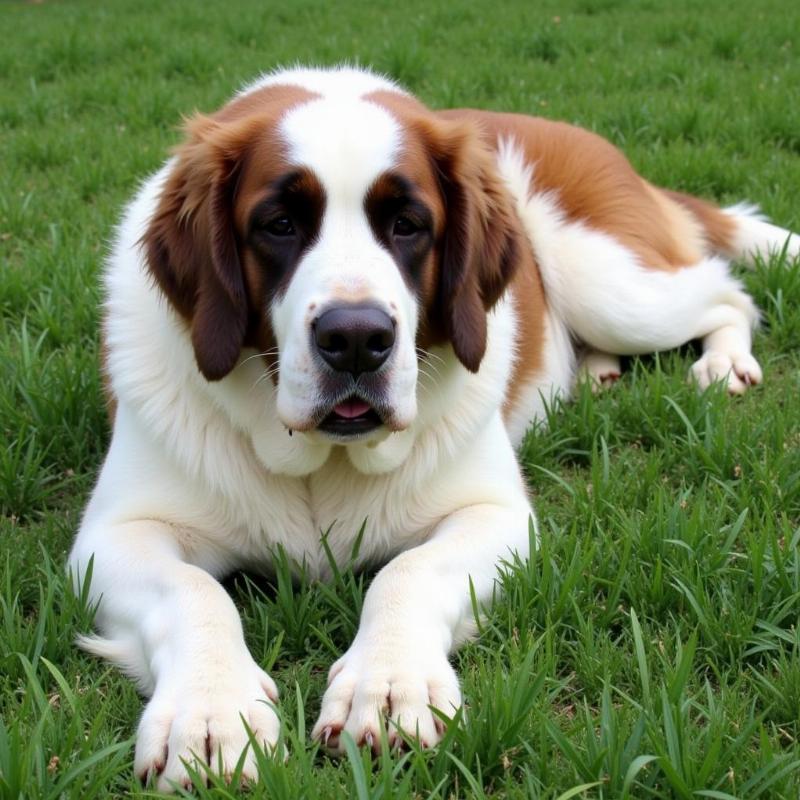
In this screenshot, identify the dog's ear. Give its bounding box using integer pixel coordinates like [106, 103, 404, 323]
[422, 118, 522, 372]
[142, 114, 257, 381]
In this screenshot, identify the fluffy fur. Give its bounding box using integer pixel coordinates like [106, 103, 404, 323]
[69, 65, 799, 791]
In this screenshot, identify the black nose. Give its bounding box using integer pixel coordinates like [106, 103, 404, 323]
[313, 305, 396, 376]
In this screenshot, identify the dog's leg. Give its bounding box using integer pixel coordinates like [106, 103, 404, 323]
[678, 205, 800, 392]
[688, 290, 763, 394]
[311, 466, 531, 753]
[312, 505, 530, 752]
[512, 180, 787, 396]
[532, 214, 763, 394]
[69, 519, 280, 792]
[579, 349, 622, 392]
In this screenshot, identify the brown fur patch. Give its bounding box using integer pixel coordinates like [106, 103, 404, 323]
[239, 167, 326, 310]
[503, 245, 547, 420]
[438, 110, 717, 270]
[99, 332, 117, 423]
[662, 189, 738, 255]
[364, 171, 438, 296]
[643, 182, 706, 264]
[140, 85, 317, 381]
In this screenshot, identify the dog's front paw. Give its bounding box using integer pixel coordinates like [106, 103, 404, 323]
[134, 658, 279, 793]
[311, 637, 461, 754]
[690, 350, 762, 395]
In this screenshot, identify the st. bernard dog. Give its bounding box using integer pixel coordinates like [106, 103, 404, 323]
[69, 66, 799, 790]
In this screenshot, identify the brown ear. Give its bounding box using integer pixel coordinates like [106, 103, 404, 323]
[142, 114, 250, 381]
[426, 119, 522, 372]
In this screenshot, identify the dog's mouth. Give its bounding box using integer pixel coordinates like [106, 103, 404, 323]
[317, 396, 384, 438]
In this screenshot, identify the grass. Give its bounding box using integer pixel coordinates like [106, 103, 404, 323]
[1, 0, 800, 796]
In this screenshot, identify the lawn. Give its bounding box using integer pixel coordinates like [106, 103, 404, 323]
[1, 0, 800, 797]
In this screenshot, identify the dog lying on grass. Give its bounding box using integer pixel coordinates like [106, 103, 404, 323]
[68, 65, 799, 790]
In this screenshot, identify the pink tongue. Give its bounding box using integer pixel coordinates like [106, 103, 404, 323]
[334, 399, 372, 419]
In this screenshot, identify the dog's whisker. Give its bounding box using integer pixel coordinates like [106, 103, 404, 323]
[416, 369, 436, 391]
[416, 346, 445, 361]
[416, 360, 442, 380]
[237, 349, 282, 370]
[258, 367, 281, 384]
[416, 348, 447, 370]
[251, 366, 281, 392]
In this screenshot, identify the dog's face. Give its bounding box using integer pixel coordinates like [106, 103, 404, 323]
[143, 76, 521, 445]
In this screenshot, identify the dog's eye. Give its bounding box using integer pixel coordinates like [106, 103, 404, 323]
[393, 215, 422, 238]
[262, 216, 295, 237]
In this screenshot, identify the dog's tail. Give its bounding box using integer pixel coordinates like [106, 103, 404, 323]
[665, 190, 800, 267]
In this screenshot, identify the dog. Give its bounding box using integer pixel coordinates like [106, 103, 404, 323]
[68, 65, 799, 791]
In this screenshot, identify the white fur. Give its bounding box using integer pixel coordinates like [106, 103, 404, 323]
[725, 203, 800, 264]
[240, 64, 403, 101]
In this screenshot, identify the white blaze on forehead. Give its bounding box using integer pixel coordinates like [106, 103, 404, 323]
[281, 96, 401, 204]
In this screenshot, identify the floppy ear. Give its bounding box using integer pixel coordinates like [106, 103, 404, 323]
[142, 114, 250, 381]
[425, 119, 522, 372]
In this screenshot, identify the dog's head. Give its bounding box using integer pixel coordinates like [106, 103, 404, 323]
[143, 69, 522, 452]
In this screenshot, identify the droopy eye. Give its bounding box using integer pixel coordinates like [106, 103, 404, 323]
[392, 215, 423, 238]
[262, 216, 295, 237]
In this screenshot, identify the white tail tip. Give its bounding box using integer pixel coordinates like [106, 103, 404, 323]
[725, 204, 800, 266]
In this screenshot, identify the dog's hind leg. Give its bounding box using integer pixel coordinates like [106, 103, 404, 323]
[660, 194, 800, 391]
[519, 190, 763, 394]
[498, 145, 790, 396]
[686, 286, 763, 394]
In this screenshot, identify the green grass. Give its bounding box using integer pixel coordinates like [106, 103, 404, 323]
[2, 0, 800, 796]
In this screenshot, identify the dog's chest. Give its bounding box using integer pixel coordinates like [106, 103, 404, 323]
[310, 450, 432, 571]
[236, 448, 433, 579]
